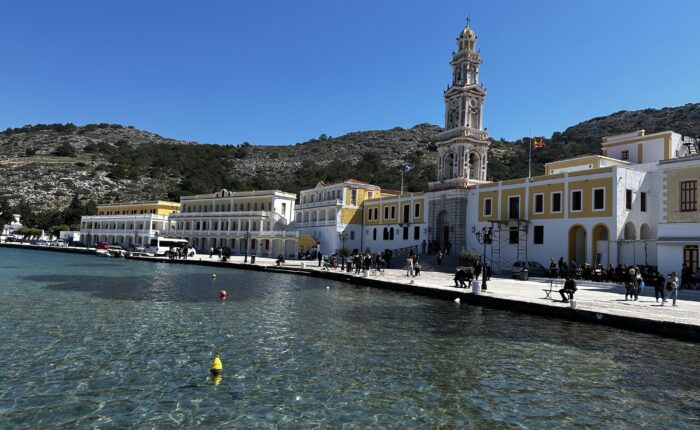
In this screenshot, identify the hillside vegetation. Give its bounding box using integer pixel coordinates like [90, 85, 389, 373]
[1, 103, 699, 229]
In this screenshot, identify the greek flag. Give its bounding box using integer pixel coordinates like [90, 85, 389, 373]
[402, 163, 413, 172]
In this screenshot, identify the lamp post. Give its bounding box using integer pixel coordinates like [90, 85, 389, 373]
[338, 231, 349, 269]
[475, 226, 492, 291]
[243, 230, 251, 263]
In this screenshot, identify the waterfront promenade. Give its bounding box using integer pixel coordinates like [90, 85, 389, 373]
[2, 243, 698, 341]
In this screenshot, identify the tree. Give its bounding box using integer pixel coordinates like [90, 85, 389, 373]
[54, 142, 77, 157]
[49, 224, 70, 238]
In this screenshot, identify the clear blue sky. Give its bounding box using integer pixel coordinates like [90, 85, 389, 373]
[1, 0, 698, 145]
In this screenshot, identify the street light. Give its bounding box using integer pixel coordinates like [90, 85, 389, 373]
[475, 226, 492, 291]
[244, 230, 251, 263]
[338, 231, 349, 269]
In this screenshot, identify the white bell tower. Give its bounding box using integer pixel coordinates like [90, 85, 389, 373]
[430, 18, 490, 190]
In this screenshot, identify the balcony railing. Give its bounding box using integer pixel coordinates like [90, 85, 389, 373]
[168, 230, 299, 238]
[437, 127, 488, 142]
[296, 199, 342, 209]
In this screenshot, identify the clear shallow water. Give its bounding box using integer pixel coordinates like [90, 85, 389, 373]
[0, 248, 698, 429]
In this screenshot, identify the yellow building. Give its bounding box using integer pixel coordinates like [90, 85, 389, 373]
[97, 200, 180, 216]
[81, 200, 180, 247]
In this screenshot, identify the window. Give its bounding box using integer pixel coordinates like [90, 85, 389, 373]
[391, 206, 396, 219]
[640, 192, 647, 212]
[621, 150, 630, 160]
[367, 208, 372, 221]
[373, 228, 377, 240]
[351, 189, 357, 206]
[681, 180, 697, 212]
[483, 198, 492, 217]
[384, 207, 389, 219]
[403, 226, 409, 240]
[389, 228, 395, 240]
[571, 190, 582, 212]
[414, 226, 420, 240]
[350, 231, 355, 240]
[534, 226, 544, 244]
[593, 188, 605, 211]
[684, 245, 699, 271]
[626, 189, 633, 210]
[509, 226, 519, 244]
[373, 208, 378, 220]
[508, 196, 520, 219]
[403, 205, 410, 223]
[383, 228, 389, 240]
[533, 193, 544, 214]
[414, 204, 420, 218]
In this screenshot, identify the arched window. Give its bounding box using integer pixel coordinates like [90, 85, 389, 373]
[389, 228, 395, 240]
[443, 152, 454, 180]
[373, 228, 377, 240]
[383, 228, 389, 240]
[468, 152, 479, 179]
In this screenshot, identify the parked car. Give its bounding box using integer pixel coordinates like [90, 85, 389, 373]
[511, 261, 549, 278]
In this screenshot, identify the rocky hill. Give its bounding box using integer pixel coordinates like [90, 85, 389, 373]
[1, 103, 699, 228]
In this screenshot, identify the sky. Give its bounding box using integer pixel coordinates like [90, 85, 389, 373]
[1, 0, 699, 145]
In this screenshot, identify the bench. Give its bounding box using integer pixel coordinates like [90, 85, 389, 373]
[543, 280, 564, 300]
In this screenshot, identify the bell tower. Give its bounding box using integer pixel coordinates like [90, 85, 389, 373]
[430, 18, 490, 190]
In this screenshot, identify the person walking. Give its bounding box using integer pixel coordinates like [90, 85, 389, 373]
[485, 262, 492, 281]
[317, 245, 323, 267]
[474, 259, 482, 281]
[421, 239, 426, 255]
[437, 250, 443, 266]
[653, 270, 665, 303]
[665, 271, 680, 306]
[413, 255, 421, 276]
[406, 254, 414, 277]
[633, 266, 642, 301]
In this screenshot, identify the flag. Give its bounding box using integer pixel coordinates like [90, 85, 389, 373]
[533, 137, 546, 149]
[401, 163, 413, 172]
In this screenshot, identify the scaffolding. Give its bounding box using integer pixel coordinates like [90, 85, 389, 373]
[489, 218, 530, 275]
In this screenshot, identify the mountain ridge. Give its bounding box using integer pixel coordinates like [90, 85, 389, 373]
[1, 103, 699, 229]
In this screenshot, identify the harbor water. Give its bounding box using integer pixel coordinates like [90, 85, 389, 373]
[0, 247, 698, 428]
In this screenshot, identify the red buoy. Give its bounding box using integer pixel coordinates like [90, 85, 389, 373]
[219, 290, 227, 299]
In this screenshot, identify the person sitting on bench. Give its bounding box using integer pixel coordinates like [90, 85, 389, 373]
[559, 276, 577, 302]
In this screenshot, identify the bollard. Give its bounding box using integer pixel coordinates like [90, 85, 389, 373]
[471, 280, 480, 295]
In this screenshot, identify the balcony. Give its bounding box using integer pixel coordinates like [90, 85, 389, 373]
[169, 230, 299, 238]
[296, 199, 342, 209]
[437, 127, 488, 142]
[293, 220, 337, 227]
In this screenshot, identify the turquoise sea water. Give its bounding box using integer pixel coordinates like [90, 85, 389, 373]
[0, 247, 698, 429]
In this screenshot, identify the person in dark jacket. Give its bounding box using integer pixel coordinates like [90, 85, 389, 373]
[559, 276, 577, 302]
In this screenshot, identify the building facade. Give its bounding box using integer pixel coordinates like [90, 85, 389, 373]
[292, 180, 380, 254]
[80, 201, 180, 247]
[169, 189, 298, 257]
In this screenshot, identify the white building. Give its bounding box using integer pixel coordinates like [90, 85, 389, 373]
[170, 189, 298, 257]
[1, 214, 22, 239]
[80, 201, 180, 247]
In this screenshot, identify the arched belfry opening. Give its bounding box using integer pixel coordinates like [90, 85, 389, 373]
[443, 152, 454, 180]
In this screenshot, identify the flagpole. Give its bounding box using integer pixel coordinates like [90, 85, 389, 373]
[528, 128, 532, 179]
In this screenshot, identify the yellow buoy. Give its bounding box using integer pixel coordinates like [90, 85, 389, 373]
[212, 374, 222, 386]
[210, 355, 223, 376]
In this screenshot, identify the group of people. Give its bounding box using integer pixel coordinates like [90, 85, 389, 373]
[405, 253, 422, 277]
[453, 260, 491, 288]
[167, 245, 191, 260]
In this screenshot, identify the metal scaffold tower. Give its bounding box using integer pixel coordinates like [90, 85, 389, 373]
[489, 218, 529, 275]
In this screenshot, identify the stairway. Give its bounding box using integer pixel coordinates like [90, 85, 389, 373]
[415, 253, 461, 273]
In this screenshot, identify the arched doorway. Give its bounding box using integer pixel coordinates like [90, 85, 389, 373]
[568, 225, 586, 264]
[640, 224, 652, 240]
[436, 210, 449, 250]
[624, 222, 636, 240]
[591, 224, 610, 266]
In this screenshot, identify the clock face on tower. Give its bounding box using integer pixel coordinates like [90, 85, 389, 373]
[450, 99, 459, 109]
[469, 98, 478, 108]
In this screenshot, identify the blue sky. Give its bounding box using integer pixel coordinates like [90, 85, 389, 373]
[1, 0, 698, 145]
